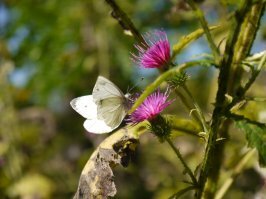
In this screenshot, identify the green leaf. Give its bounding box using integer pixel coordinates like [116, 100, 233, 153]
[236, 120, 266, 166]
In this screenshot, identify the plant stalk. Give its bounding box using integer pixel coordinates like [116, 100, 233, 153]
[184, 0, 220, 62]
[166, 137, 198, 186]
[196, 1, 255, 198]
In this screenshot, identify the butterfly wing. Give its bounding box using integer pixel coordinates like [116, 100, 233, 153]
[83, 119, 113, 134]
[96, 97, 127, 128]
[92, 76, 128, 128]
[70, 76, 128, 134]
[93, 76, 124, 103]
[70, 95, 116, 134]
[70, 95, 97, 119]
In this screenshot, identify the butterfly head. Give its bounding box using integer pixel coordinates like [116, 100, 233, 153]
[124, 92, 141, 111]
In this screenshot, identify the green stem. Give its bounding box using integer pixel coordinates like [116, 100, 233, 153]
[182, 85, 209, 134]
[184, 0, 220, 62]
[166, 137, 198, 186]
[129, 60, 208, 114]
[196, 1, 254, 198]
[228, 2, 266, 96]
[174, 90, 202, 128]
[171, 26, 220, 61]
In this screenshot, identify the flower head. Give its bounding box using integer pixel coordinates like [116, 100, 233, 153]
[132, 30, 171, 69]
[128, 89, 173, 124]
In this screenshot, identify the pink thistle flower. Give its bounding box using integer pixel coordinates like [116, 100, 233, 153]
[132, 30, 171, 69]
[129, 89, 173, 124]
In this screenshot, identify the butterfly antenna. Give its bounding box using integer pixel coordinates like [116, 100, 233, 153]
[128, 77, 144, 94]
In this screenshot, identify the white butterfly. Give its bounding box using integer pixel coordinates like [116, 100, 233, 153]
[70, 76, 130, 134]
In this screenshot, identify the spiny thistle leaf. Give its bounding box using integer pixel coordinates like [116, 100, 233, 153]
[236, 120, 266, 166]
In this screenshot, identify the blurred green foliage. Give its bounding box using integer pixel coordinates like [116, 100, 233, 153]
[0, 0, 265, 198]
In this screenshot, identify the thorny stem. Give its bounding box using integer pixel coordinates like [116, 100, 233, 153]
[196, 0, 239, 197]
[228, 2, 265, 95]
[197, 1, 265, 198]
[166, 137, 198, 186]
[184, 0, 220, 62]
